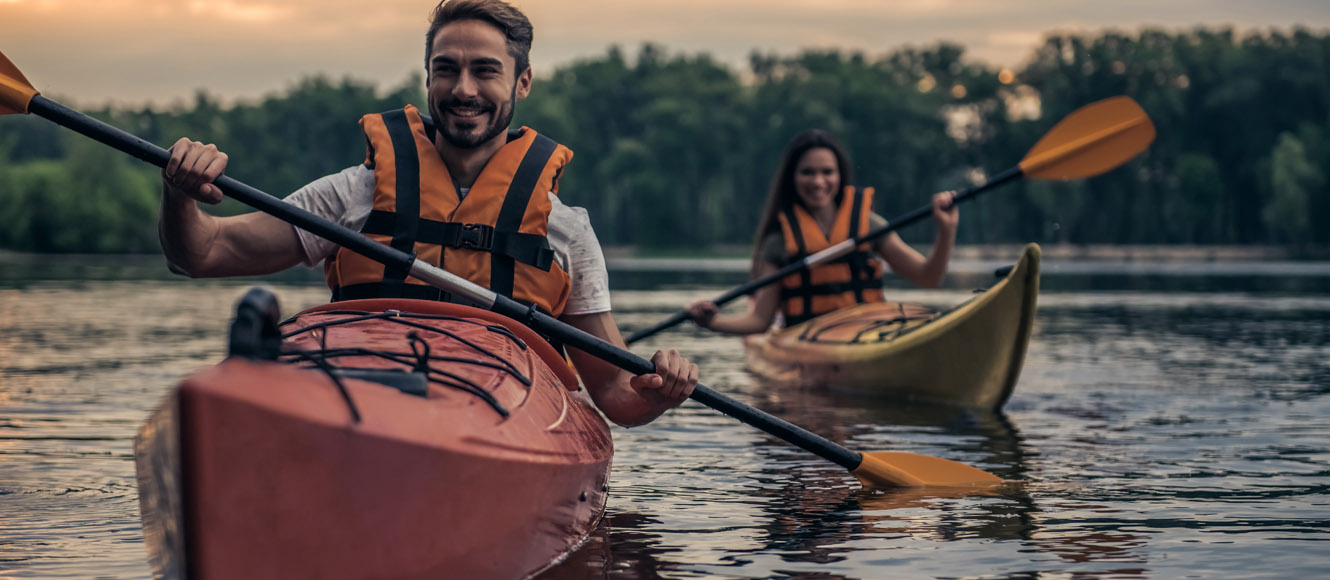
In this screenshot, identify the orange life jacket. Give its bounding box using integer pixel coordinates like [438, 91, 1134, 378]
[777, 186, 885, 326]
[324, 105, 572, 317]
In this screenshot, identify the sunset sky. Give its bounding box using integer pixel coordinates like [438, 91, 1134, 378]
[2, 0, 1328, 106]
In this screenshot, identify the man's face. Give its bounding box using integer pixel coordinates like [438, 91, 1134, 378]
[426, 19, 531, 150]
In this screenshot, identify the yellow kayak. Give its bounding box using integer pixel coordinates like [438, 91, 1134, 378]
[743, 243, 1041, 410]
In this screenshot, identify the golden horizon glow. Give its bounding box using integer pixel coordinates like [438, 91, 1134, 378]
[185, 0, 292, 23]
[0, 0, 1326, 105]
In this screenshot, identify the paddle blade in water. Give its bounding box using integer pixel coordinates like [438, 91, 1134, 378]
[852, 451, 1003, 488]
[0, 50, 39, 115]
[1019, 95, 1155, 180]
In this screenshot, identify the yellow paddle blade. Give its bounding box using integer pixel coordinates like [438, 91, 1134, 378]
[856, 483, 1006, 511]
[0, 50, 39, 115]
[852, 451, 1003, 488]
[1019, 95, 1155, 180]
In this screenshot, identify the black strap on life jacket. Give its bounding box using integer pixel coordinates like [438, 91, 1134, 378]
[779, 266, 886, 326]
[781, 202, 816, 320]
[845, 188, 869, 303]
[357, 211, 555, 271]
[335, 114, 568, 354]
[779, 191, 885, 326]
[491, 132, 559, 298]
[346, 113, 558, 299]
[379, 108, 421, 297]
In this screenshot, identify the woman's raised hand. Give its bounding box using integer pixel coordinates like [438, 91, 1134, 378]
[685, 300, 720, 329]
[932, 190, 959, 232]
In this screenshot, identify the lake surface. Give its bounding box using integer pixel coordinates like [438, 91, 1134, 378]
[2, 253, 1328, 579]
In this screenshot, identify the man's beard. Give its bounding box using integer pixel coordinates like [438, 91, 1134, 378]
[433, 85, 517, 149]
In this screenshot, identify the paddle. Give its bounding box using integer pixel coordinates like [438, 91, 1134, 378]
[0, 50, 999, 488]
[625, 95, 1155, 344]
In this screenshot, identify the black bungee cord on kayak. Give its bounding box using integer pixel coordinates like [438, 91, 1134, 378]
[283, 345, 528, 388]
[225, 287, 365, 423]
[282, 310, 530, 382]
[277, 311, 533, 418]
[797, 303, 938, 344]
[859, 307, 937, 343]
[408, 332, 432, 374]
[404, 331, 511, 417]
[305, 355, 364, 424]
[799, 260, 1023, 345]
[281, 345, 513, 418]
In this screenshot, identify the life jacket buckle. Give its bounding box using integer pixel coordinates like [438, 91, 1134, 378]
[459, 223, 494, 251]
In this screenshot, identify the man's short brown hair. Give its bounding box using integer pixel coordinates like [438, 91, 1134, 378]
[426, 0, 534, 76]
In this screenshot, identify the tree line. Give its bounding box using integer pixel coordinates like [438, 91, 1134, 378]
[1, 27, 1326, 255]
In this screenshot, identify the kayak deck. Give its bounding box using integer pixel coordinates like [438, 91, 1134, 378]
[744, 243, 1041, 410]
[136, 295, 612, 580]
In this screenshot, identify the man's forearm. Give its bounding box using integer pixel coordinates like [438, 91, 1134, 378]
[562, 311, 684, 427]
[158, 187, 220, 277]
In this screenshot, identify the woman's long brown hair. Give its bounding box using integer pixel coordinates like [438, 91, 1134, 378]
[749, 130, 854, 277]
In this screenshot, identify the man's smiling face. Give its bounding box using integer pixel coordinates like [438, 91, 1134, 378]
[426, 18, 530, 149]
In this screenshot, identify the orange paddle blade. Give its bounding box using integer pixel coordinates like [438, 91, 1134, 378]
[1019, 95, 1155, 180]
[852, 451, 1003, 488]
[0, 50, 39, 115]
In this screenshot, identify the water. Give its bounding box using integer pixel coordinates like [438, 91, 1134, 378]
[2, 255, 1328, 579]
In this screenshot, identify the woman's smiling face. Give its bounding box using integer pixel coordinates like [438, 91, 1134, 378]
[793, 147, 839, 211]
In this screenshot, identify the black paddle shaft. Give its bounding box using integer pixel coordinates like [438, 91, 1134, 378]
[30, 93, 868, 474]
[624, 167, 1025, 344]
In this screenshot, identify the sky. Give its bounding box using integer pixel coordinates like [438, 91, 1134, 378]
[2, 0, 1328, 107]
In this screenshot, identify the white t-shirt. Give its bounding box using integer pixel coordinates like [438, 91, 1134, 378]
[284, 164, 612, 315]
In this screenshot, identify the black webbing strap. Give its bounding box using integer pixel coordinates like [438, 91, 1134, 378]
[846, 188, 867, 303]
[780, 203, 815, 319]
[779, 192, 885, 324]
[378, 110, 421, 293]
[361, 210, 555, 270]
[332, 282, 449, 303]
[778, 275, 885, 299]
[491, 134, 559, 298]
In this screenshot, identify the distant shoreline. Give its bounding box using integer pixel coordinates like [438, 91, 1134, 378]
[4, 245, 1330, 281]
[3, 244, 1326, 263]
[605, 243, 1327, 262]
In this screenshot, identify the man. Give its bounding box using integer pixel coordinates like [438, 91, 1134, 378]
[158, 0, 698, 427]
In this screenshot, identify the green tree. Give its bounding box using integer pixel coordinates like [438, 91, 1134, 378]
[5, 28, 1330, 252]
[1262, 132, 1322, 244]
[1171, 152, 1226, 243]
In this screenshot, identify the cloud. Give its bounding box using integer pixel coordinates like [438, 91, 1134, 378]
[2, 0, 1327, 105]
[184, 0, 294, 23]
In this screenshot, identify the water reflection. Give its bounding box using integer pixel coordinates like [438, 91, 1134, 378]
[0, 253, 323, 289]
[1035, 299, 1330, 405]
[748, 386, 1164, 579]
[749, 390, 1039, 562]
[605, 258, 1330, 295]
[539, 512, 672, 580]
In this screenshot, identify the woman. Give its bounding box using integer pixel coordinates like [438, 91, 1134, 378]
[686, 130, 958, 334]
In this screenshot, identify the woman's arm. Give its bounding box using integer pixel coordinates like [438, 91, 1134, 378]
[685, 260, 783, 335]
[876, 191, 958, 288]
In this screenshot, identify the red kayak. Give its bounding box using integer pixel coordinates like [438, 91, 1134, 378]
[135, 290, 613, 579]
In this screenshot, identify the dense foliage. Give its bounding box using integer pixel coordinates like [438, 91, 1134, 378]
[1, 27, 1326, 254]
